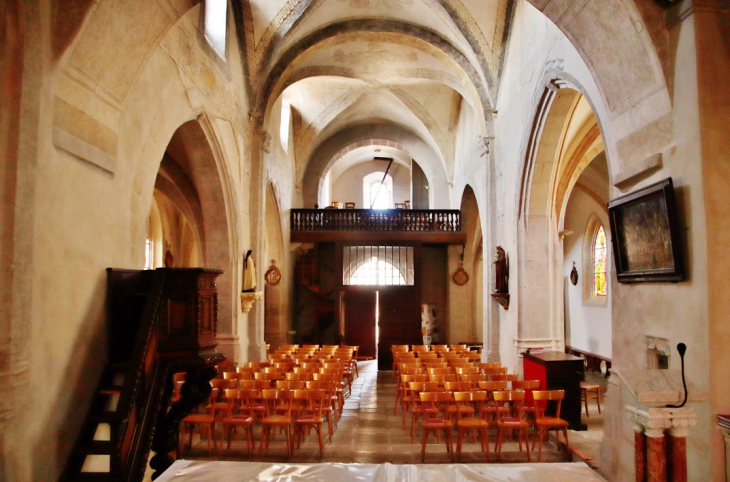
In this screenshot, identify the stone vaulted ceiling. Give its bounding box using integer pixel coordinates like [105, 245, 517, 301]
[235, 0, 512, 184]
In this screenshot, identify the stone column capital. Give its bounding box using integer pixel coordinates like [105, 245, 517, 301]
[626, 404, 697, 437]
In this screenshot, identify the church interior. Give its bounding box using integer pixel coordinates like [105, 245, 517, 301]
[2, 0, 729, 480]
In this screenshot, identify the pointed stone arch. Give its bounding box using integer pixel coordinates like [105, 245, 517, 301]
[514, 76, 609, 364]
[141, 116, 238, 360]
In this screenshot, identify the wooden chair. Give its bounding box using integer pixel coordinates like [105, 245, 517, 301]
[531, 390, 570, 461]
[292, 389, 328, 457]
[453, 391, 491, 461]
[396, 372, 428, 417]
[245, 361, 271, 369]
[254, 372, 286, 385]
[286, 372, 314, 382]
[407, 382, 437, 442]
[459, 373, 488, 385]
[477, 381, 510, 421]
[444, 382, 477, 422]
[312, 373, 344, 418]
[478, 362, 502, 371]
[345, 202, 356, 209]
[306, 380, 338, 441]
[394, 202, 406, 209]
[581, 381, 602, 416]
[428, 374, 459, 385]
[179, 388, 218, 455]
[419, 391, 454, 462]
[493, 390, 531, 461]
[455, 366, 479, 376]
[404, 200, 411, 209]
[481, 366, 508, 377]
[259, 389, 295, 458]
[491, 374, 518, 382]
[512, 380, 541, 424]
[218, 388, 256, 457]
[400, 376, 431, 433]
[235, 366, 257, 379]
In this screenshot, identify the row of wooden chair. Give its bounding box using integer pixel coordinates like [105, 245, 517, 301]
[177, 357, 354, 457]
[413, 389, 569, 462]
[181, 387, 333, 458]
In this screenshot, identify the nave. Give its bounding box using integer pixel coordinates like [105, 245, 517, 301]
[166, 360, 606, 481]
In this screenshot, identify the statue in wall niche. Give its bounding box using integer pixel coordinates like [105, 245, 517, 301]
[243, 250, 257, 292]
[493, 246, 508, 293]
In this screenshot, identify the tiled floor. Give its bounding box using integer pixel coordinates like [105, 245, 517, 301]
[180, 360, 605, 470]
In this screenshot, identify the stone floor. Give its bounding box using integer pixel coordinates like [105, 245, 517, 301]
[179, 360, 606, 472]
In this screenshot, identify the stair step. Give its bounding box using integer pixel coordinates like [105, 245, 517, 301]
[77, 441, 113, 455]
[99, 385, 124, 395]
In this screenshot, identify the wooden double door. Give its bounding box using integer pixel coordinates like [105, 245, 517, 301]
[344, 287, 421, 370]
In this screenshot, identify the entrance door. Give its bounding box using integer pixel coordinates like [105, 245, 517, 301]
[344, 291, 377, 359]
[377, 287, 421, 370]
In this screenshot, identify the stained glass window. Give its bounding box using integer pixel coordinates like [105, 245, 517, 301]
[593, 225, 607, 297]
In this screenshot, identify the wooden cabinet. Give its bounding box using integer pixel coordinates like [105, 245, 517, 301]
[523, 351, 586, 430]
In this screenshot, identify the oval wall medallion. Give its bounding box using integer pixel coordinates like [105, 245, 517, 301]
[453, 263, 469, 286]
[265, 259, 281, 286]
[570, 262, 579, 286]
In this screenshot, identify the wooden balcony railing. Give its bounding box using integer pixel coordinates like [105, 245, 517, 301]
[291, 209, 461, 233]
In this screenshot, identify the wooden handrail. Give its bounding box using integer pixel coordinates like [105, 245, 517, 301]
[291, 209, 461, 233]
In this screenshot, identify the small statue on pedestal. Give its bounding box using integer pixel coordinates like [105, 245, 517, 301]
[243, 250, 257, 292]
[493, 246, 508, 293]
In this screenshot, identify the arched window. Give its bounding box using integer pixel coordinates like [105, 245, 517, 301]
[145, 238, 153, 270]
[204, 0, 227, 59]
[362, 172, 393, 209]
[593, 224, 607, 297]
[351, 258, 406, 285]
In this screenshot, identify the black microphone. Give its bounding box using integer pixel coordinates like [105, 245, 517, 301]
[667, 343, 688, 408]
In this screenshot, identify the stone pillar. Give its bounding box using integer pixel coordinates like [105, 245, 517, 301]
[645, 427, 666, 482]
[634, 424, 647, 482]
[626, 405, 697, 482]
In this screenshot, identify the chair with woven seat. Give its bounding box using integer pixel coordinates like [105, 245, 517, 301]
[218, 388, 257, 457]
[453, 391, 491, 461]
[259, 389, 295, 457]
[179, 388, 219, 455]
[581, 381, 602, 416]
[419, 391, 454, 462]
[292, 389, 328, 457]
[493, 390, 531, 461]
[531, 389, 570, 461]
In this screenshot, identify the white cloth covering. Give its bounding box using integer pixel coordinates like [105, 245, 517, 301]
[156, 461, 606, 482]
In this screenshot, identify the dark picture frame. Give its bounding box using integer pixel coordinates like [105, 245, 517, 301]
[607, 178, 684, 283]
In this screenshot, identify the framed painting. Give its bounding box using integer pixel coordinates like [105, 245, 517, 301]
[607, 178, 684, 283]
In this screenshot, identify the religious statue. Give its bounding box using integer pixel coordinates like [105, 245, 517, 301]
[493, 246, 508, 293]
[242, 250, 257, 292]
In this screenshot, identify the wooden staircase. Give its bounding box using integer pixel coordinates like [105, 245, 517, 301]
[60, 268, 225, 482]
